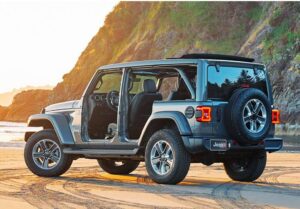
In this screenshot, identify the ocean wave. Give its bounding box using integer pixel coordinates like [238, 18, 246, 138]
[0, 121, 27, 127]
[0, 121, 41, 142]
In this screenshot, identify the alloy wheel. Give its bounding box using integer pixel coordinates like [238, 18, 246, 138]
[32, 139, 61, 170]
[150, 140, 174, 175]
[243, 99, 267, 133]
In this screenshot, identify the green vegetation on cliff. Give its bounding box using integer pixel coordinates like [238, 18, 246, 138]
[262, 4, 299, 63]
[50, 2, 266, 103]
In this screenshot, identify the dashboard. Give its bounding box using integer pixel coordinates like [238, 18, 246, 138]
[91, 93, 136, 107]
[91, 93, 107, 107]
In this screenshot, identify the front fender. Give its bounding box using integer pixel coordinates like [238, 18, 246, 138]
[26, 113, 75, 145]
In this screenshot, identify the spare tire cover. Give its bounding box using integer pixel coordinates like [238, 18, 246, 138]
[225, 88, 271, 145]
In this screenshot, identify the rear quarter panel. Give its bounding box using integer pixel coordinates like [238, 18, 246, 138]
[152, 100, 214, 137]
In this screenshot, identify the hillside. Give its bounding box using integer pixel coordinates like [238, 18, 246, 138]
[0, 85, 53, 106]
[0, 106, 8, 121]
[1, 90, 51, 122]
[1, 2, 299, 126]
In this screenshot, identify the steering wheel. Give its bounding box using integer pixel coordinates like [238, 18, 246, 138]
[106, 90, 119, 112]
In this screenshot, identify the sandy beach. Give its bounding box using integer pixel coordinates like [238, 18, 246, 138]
[0, 145, 299, 209]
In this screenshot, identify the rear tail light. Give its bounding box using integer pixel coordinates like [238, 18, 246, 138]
[272, 109, 280, 124]
[240, 84, 250, 88]
[196, 106, 212, 122]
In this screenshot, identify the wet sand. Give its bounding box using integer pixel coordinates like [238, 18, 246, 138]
[0, 147, 299, 209]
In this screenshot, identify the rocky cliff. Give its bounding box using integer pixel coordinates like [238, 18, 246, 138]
[0, 85, 53, 106]
[2, 2, 299, 128]
[0, 106, 8, 121]
[1, 90, 51, 122]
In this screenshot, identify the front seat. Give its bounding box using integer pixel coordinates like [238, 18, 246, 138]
[129, 79, 162, 138]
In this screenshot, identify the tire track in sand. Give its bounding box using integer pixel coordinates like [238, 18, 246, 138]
[0, 165, 300, 208]
[211, 166, 300, 209]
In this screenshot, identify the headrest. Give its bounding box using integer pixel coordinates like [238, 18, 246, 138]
[143, 79, 156, 93]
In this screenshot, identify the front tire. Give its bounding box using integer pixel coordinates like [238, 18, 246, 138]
[145, 129, 191, 184]
[24, 129, 73, 177]
[224, 150, 267, 182]
[97, 159, 140, 175]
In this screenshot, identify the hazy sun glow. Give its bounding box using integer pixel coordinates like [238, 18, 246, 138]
[0, 0, 119, 93]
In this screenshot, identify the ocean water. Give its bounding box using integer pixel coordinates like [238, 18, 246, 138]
[0, 121, 41, 142]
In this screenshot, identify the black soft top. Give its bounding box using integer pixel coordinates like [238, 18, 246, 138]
[178, 53, 255, 62]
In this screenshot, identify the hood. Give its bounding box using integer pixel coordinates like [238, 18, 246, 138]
[45, 100, 80, 112]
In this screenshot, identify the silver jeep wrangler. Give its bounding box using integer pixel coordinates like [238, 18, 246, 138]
[24, 54, 282, 184]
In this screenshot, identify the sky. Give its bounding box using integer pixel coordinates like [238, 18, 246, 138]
[0, 0, 119, 93]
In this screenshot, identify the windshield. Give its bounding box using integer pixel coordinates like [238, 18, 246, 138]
[94, 73, 122, 93]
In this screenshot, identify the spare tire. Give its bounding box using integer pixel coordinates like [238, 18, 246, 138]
[225, 88, 271, 145]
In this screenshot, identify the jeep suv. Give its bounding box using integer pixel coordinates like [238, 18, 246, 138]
[24, 54, 282, 184]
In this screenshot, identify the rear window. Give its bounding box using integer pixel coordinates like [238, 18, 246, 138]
[207, 65, 267, 100]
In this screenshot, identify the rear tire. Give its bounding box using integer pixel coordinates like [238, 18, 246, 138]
[224, 150, 267, 182]
[97, 159, 140, 175]
[145, 129, 190, 184]
[225, 88, 272, 145]
[24, 129, 73, 177]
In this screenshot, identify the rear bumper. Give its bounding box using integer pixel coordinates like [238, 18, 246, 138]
[183, 137, 283, 154]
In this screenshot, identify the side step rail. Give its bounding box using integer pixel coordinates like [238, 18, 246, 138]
[63, 148, 139, 156]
